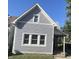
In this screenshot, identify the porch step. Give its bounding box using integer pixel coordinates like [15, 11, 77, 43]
[54, 52, 65, 58]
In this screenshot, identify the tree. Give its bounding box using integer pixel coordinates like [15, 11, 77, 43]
[63, 0, 71, 42]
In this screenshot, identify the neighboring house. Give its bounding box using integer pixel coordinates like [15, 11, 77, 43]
[8, 16, 17, 27]
[8, 16, 17, 52]
[12, 3, 66, 54]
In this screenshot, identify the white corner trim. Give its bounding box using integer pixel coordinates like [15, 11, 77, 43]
[12, 26, 16, 54]
[21, 33, 47, 47]
[51, 26, 54, 54]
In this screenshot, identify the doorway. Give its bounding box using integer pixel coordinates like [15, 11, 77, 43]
[53, 35, 63, 55]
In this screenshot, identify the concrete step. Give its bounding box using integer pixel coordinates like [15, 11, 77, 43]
[54, 52, 65, 57]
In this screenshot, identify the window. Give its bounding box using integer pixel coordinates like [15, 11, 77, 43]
[23, 34, 29, 44]
[22, 33, 46, 46]
[33, 14, 39, 22]
[40, 35, 45, 45]
[31, 35, 38, 44]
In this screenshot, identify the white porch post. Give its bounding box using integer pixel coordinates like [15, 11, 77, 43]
[63, 36, 66, 57]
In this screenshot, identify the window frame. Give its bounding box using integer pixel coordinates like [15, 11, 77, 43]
[33, 14, 40, 23]
[22, 33, 47, 47]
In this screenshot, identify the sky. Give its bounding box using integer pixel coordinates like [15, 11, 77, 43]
[8, 0, 67, 27]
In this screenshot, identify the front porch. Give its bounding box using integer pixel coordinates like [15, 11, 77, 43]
[53, 28, 67, 57]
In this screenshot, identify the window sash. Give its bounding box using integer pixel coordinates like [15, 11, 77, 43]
[23, 34, 29, 44]
[31, 40, 37, 44]
[23, 40, 29, 44]
[34, 18, 38, 22]
[40, 40, 44, 45]
[32, 35, 38, 39]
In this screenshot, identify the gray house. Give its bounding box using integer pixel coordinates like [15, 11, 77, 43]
[12, 3, 66, 55]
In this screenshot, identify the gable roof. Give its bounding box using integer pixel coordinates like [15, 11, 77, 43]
[12, 3, 60, 29]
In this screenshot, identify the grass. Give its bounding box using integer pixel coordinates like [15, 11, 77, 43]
[8, 53, 54, 59]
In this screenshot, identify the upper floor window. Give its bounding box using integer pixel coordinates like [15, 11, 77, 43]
[33, 14, 39, 22]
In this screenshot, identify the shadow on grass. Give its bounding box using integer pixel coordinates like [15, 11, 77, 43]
[8, 50, 23, 56]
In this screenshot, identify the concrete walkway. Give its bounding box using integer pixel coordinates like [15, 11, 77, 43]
[54, 56, 71, 59]
[53, 51, 71, 59]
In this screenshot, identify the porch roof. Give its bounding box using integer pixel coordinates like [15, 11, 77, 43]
[54, 28, 66, 36]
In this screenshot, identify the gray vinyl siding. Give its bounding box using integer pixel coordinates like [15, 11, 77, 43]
[13, 6, 55, 54]
[14, 23, 54, 54]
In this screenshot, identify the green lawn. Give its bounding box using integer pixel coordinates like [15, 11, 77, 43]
[8, 54, 54, 59]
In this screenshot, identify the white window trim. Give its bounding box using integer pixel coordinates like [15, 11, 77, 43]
[29, 35, 31, 45]
[21, 33, 47, 47]
[33, 14, 40, 23]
